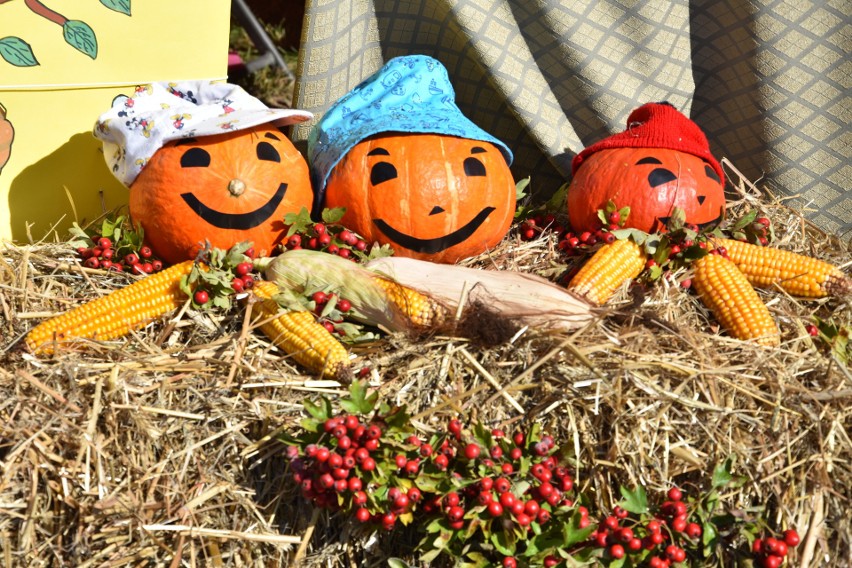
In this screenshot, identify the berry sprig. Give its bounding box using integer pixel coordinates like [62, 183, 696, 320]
[179, 241, 258, 310]
[726, 209, 774, 246]
[283, 207, 394, 262]
[68, 215, 165, 275]
[277, 383, 797, 567]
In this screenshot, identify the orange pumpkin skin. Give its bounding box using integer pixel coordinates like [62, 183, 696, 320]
[324, 133, 515, 264]
[130, 123, 313, 264]
[567, 147, 725, 234]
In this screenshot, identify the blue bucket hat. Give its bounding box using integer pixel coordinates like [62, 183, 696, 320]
[308, 54, 513, 209]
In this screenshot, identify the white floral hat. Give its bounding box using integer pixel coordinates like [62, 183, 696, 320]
[93, 80, 313, 187]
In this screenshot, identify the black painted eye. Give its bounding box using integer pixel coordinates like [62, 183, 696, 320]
[463, 157, 486, 177]
[370, 162, 398, 185]
[636, 157, 663, 165]
[256, 141, 281, 162]
[648, 168, 677, 187]
[180, 147, 210, 168]
[697, 195, 706, 205]
[704, 164, 720, 183]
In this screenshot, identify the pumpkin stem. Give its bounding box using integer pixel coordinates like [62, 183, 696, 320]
[228, 179, 246, 197]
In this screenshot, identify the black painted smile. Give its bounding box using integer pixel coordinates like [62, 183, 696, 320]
[180, 183, 288, 230]
[373, 207, 496, 254]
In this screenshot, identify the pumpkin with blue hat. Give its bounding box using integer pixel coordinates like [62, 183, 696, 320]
[93, 81, 314, 265]
[309, 55, 516, 264]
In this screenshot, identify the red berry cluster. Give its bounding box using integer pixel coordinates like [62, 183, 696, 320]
[283, 382, 801, 567]
[287, 413, 383, 513]
[752, 530, 800, 568]
[191, 259, 257, 307]
[518, 213, 566, 242]
[518, 211, 624, 255]
[587, 487, 702, 567]
[310, 290, 353, 336]
[284, 221, 370, 261]
[77, 237, 163, 275]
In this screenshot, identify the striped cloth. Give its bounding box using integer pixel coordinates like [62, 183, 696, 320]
[292, 0, 851, 235]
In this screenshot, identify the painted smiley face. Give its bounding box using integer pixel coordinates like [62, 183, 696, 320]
[324, 133, 516, 263]
[129, 123, 313, 264]
[567, 147, 726, 234]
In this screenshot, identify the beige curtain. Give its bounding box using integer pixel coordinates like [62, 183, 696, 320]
[293, 0, 851, 235]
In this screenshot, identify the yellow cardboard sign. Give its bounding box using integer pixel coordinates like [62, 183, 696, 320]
[0, 0, 230, 242]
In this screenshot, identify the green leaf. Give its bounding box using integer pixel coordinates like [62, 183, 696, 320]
[68, 223, 92, 246]
[618, 485, 649, 514]
[0, 37, 39, 67]
[387, 559, 411, 568]
[339, 380, 378, 415]
[711, 457, 735, 489]
[419, 547, 444, 564]
[302, 397, 331, 422]
[543, 181, 567, 212]
[561, 510, 596, 547]
[490, 530, 516, 556]
[100, 0, 131, 15]
[284, 207, 313, 237]
[515, 177, 531, 201]
[666, 207, 686, 231]
[730, 209, 758, 231]
[321, 207, 347, 224]
[63, 21, 98, 59]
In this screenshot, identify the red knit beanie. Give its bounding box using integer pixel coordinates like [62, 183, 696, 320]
[571, 102, 724, 185]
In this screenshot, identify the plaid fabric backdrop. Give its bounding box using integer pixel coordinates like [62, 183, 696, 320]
[293, 0, 851, 235]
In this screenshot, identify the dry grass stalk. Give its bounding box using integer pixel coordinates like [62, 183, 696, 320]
[1, 167, 850, 566]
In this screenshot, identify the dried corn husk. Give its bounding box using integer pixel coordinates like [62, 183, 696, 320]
[256, 250, 449, 334]
[366, 256, 593, 331]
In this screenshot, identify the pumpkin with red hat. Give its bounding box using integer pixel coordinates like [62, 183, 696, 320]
[566, 101, 726, 234]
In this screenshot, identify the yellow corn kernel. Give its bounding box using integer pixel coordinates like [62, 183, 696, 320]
[719, 238, 850, 298]
[250, 281, 350, 380]
[693, 252, 780, 346]
[26, 260, 195, 354]
[567, 239, 647, 305]
[372, 276, 448, 329]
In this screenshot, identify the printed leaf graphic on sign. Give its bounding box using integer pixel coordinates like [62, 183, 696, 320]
[100, 0, 131, 16]
[0, 37, 39, 66]
[0, 0, 130, 66]
[63, 20, 98, 59]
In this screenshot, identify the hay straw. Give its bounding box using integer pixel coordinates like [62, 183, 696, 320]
[1, 169, 851, 566]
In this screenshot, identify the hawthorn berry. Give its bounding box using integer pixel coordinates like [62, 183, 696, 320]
[783, 529, 800, 547]
[609, 544, 626, 559]
[355, 507, 371, 523]
[463, 443, 481, 460]
[446, 505, 465, 523]
[193, 290, 209, 305]
[667, 487, 683, 501]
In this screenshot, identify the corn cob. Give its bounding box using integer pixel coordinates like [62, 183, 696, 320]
[719, 238, 851, 298]
[692, 252, 780, 346]
[26, 260, 195, 354]
[249, 281, 350, 380]
[372, 276, 447, 328]
[257, 250, 449, 333]
[566, 239, 647, 305]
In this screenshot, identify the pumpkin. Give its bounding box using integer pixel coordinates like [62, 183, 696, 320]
[130, 123, 313, 264]
[0, 102, 13, 174]
[324, 133, 516, 264]
[566, 147, 726, 234]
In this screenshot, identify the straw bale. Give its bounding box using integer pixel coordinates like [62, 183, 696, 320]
[1, 167, 850, 566]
